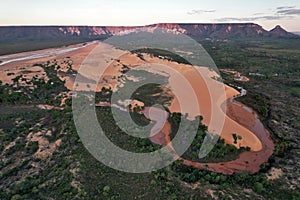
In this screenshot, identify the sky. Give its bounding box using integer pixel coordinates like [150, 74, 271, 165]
[1, 0, 300, 31]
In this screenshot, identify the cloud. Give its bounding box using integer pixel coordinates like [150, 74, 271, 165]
[253, 13, 266, 16]
[277, 6, 295, 10]
[215, 6, 300, 22]
[277, 9, 300, 15]
[187, 9, 215, 15]
[216, 15, 291, 22]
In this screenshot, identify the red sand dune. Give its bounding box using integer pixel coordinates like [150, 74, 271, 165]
[0, 42, 274, 174]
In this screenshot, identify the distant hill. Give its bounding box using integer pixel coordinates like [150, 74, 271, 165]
[0, 23, 299, 55]
[269, 25, 296, 38]
[293, 32, 300, 35]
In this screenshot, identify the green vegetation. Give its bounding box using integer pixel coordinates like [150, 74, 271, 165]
[131, 48, 191, 65]
[0, 62, 68, 106]
[131, 83, 173, 107]
[1, 36, 300, 199]
[202, 38, 300, 78]
[168, 113, 249, 163]
[231, 133, 242, 144]
[96, 106, 161, 153]
[202, 38, 300, 197]
[0, 38, 99, 56]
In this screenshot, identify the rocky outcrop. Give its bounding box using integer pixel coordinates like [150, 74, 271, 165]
[0, 23, 298, 42]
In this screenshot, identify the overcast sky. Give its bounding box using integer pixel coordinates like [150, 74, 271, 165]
[1, 0, 300, 31]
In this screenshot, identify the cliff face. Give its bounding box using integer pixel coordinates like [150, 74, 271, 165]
[176, 23, 271, 38]
[0, 23, 297, 42]
[0, 23, 299, 42]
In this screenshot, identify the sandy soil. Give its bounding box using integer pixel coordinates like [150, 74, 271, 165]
[0, 42, 98, 90]
[144, 102, 274, 174]
[267, 168, 283, 180]
[26, 130, 61, 160]
[118, 54, 262, 151]
[234, 76, 249, 82]
[142, 107, 173, 148]
[220, 69, 250, 82]
[124, 51, 273, 174]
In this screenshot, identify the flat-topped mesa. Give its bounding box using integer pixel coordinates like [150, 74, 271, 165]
[175, 23, 269, 38]
[0, 23, 298, 41]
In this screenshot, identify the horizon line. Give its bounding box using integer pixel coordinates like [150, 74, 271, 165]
[0, 22, 297, 32]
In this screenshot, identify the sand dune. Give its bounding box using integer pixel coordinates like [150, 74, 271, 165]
[0, 42, 274, 174]
[121, 54, 263, 151]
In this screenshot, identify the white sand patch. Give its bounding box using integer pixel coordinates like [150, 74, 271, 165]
[26, 130, 62, 160]
[267, 168, 283, 180]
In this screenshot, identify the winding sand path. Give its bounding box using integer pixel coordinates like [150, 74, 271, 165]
[133, 55, 263, 152]
[143, 84, 274, 175]
[144, 95, 274, 174]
